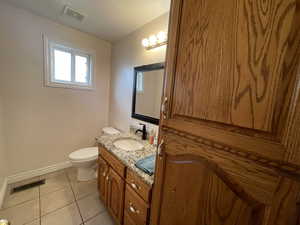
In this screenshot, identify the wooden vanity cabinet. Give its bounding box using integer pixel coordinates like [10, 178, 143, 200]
[98, 146, 126, 225]
[98, 145, 153, 225]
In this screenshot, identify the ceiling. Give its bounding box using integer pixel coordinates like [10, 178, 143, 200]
[2, 0, 170, 42]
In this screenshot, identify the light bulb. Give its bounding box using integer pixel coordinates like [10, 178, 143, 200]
[157, 31, 167, 43]
[142, 38, 149, 47]
[149, 35, 157, 46]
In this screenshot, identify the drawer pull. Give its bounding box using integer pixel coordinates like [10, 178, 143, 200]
[131, 183, 140, 190]
[129, 203, 140, 214]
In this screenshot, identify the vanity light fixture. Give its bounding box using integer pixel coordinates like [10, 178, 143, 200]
[142, 31, 167, 50]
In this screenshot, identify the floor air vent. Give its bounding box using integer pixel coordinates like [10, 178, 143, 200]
[11, 179, 45, 194]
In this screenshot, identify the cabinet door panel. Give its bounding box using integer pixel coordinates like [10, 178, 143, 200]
[156, 153, 264, 225]
[169, 0, 298, 133]
[107, 168, 125, 225]
[98, 157, 109, 203]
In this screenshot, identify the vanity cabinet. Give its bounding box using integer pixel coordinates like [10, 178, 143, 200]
[98, 145, 152, 225]
[98, 146, 125, 225]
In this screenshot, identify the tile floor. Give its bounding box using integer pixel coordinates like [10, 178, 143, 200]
[0, 168, 115, 225]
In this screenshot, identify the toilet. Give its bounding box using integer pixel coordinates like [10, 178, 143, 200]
[68, 127, 120, 181]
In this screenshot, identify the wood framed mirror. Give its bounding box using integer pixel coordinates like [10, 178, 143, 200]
[132, 63, 165, 125]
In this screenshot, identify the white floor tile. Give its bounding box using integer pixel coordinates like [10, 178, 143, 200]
[84, 212, 115, 225]
[41, 203, 83, 225]
[40, 187, 75, 216]
[0, 199, 40, 225]
[77, 192, 105, 221]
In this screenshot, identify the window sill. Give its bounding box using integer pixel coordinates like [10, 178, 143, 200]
[45, 81, 94, 90]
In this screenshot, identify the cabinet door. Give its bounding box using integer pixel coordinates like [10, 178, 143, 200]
[151, 0, 300, 224]
[151, 138, 300, 225]
[98, 157, 109, 203]
[124, 213, 137, 225]
[107, 168, 125, 225]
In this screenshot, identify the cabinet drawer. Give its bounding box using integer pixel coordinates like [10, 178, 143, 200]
[125, 184, 149, 225]
[99, 145, 126, 178]
[126, 169, 152, 203]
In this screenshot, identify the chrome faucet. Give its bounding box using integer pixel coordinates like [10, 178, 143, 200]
[135, 123, 147, 140]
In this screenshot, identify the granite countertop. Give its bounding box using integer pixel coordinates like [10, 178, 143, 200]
[96, 133, 156, 185]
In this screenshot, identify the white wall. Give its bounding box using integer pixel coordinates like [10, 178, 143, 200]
[0, 2, 111, 175]
[0, 95, 7, 187]
[110, 13, 169, 133]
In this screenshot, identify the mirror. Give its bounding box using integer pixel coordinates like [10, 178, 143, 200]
[132, 63, 164, 125]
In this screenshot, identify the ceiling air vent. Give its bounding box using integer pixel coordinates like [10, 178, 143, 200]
[63, 6, 85, 22]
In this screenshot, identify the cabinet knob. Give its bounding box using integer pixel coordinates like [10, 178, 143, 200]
[102, 172, 106, 177]
[129, 203, 140, 214]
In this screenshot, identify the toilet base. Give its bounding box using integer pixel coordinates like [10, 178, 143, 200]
[77, 167, 96, 181]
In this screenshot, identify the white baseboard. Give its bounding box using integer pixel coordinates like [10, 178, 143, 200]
[6, 161, 72, 184]
[0, 177, 8, 209]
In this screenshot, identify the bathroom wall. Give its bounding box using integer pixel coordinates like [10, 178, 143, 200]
[0, 1, 111, 175]
[0, 95, 7, 188]
[110, 13, 169, 132]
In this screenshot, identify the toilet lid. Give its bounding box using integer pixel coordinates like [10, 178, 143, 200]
[69, 147, 98, 161]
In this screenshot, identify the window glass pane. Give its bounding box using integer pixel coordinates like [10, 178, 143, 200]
[136, 72, 144, 92]
[54, 49, 71, 82]
[75, 55, 89, 83]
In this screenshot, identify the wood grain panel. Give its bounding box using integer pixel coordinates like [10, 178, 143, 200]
[107, 168, 125, 225]
[172, 0, 296, 132]
[158, 154, 265, 225]
[163, 131, 280, 204]
[100, 146, 126, 178]
[164, 118, 285, 161]
[98, 157, 109, 203]
[265, 178, 300, 225]
[124, 184, 149, 225]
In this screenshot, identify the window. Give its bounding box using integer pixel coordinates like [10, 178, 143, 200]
[136, 72, 144, 93]
[44, 36, 94, 89]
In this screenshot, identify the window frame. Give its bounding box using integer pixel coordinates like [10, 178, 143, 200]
[44, 35, 95, 90]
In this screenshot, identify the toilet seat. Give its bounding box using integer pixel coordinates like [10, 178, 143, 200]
[69, 147, 98, 162]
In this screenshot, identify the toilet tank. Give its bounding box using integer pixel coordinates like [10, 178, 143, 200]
[102, 127, 120, 135]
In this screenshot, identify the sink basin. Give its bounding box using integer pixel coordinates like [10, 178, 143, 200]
[113, 138, 144, 151]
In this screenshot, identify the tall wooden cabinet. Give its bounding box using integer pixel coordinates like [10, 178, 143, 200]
[151, 0, 300, 224]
